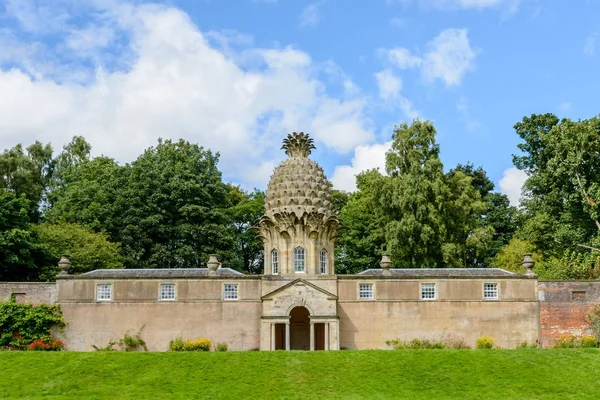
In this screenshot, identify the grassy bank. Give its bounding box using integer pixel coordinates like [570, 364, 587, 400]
[1, 349, 599, 399]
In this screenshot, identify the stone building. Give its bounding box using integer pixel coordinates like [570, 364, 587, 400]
[1, 132, 599, 350]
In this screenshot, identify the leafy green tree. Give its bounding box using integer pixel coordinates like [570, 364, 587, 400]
[512, 114, 600, 278]
[33, 222, 124, 280]
[0, 190, 48, 281]
[225, 185, 264, 273]
[0, 142, 54, 221]
[337, 121, 498, 271]
[46, 156, 123, 232]
[451, 163, 519, 266]
[381, 120, 449, 268]
[115, 139, 233, 268]
[336, 170, 387, 273]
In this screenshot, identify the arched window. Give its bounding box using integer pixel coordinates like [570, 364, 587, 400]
[319, 249, 328, 274]
[294, 247, 305, 272]
[271, 249, 279, 275]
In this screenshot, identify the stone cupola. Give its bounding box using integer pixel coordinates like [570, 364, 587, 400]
[257, 132, 341, 276]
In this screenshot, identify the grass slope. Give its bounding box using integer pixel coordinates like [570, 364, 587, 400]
[1, 350, 599, 399]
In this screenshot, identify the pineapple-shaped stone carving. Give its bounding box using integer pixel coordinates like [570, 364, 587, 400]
[256, 132, 340, 276]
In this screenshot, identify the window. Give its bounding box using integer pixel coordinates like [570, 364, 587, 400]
[294, 247, 305, 272]
[272, 250, 279, 275]
[97, 284, 112, 301]
[160, 283, 176, 301]
[484, 283, 498, 300]
[319, 249, 328, 274]
[359, 283, 373, 300]
[223, 284, 238, 300]
[421, 283, 436, 300]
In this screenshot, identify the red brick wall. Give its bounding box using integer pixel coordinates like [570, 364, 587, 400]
[538, 281, 600, 348]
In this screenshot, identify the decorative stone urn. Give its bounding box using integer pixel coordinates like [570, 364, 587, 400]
[207, 254, 220, 276]
[380, 255, 392, 275]
[522, 253, 536, 276]
[58, 254, 71, 275]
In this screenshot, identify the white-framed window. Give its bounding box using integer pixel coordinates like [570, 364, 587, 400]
[319, 249, 328, 274]
[484, 283, 498, 300]
[223, 284, 238, 300]
[294, 247, 305, 272]
[272, 249, 279, 275]
[160, 283, 176, 301]
[421, 283, 436, 300]
[359, 283, 374, 300]
[96, 284, 112, 301]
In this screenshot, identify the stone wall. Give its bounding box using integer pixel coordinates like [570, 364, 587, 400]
[0, 282, 56, 304]
[337, 277, 540, 349]
[57, 277, 263, 351]
[538, 281, 600, 347]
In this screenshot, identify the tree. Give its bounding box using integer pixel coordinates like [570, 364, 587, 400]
[33, 222, 124, 280]
[335, 170, 387, 273]
[0, 142, 54, 221]
[337, 120, 490, 271]
[0, 190, 47, 281]
[115, 139, 233, 268]
[225, 185, 264, 274]
[512, 114, 600, 278]
[381, 120, 448, 268]
[451, 163, 519, 266]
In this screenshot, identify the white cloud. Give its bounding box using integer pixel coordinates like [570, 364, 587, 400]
[557, 101, 571, 113]
[421, 28, 476, 86]
[386, 48, 423, 69]
[299, 2, 323, 28]
[499, 167, 528, 207]
[382, 28, 476, 87]
[0, 2, 374, 190]
[584, 33, 597, 56]
[331, 141, 391, 191]
[375, 69, 402, 100]
[374, 69, 420, 119]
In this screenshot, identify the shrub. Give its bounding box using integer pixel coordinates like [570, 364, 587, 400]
[183, 338, 212, 352]
[579, 335, 599, 348]
[386, 338, 445, 350]
[120, 326, 147, 352]
[169, 337, 212, 352]
[0, 302, 65, 349]
[517, 340, 540, 349]
[589, 306, 600, 341]
[92, 326, 147, 352]
[27, 337, 65, 351]
[215, 342, 228, 352]
[168, 337, 185, 352]
[476, 336, 496, 349]
[553, 335, 578, 348]
[553, 335, 600, 348]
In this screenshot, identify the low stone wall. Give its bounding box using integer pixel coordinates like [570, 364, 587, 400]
[538, 281, 600, 347]
[0, 282, 56, 304]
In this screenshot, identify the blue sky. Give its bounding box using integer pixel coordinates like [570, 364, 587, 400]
[0, 0, 599, 204]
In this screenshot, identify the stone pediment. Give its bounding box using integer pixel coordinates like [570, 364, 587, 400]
[261, 279, 338, 317]
[262, 279, 337, 301]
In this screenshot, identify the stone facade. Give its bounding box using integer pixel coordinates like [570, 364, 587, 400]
[2, 133, 599, 351]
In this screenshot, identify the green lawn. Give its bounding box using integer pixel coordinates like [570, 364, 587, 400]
[1, 350, 599, 399]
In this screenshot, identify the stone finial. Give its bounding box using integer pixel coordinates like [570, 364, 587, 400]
[281, 132, 315, 158]
[207, 254, 220, 276]
[522, 253, 536, 276]
[380, 255, 392, 276]
[58, 254, 71, 275]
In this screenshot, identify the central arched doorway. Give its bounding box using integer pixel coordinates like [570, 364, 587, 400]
[289, 306, 310, 350]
